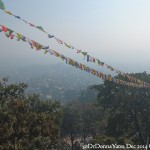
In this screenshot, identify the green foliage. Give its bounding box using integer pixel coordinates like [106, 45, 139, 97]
[93, 135, 116, 145]
[0, 78, 63, 150]
[61, 102, 105, 150]
[1, 72, 150, 149]
[92, 72, 150, 145]
[61, 102, 82, 138]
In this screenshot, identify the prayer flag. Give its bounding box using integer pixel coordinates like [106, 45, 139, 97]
[0, 0, 5, 10]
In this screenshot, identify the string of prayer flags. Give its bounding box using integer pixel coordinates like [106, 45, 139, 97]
[1, 7, 143, 84]
[0, 25, 150, 88]
[0, 25, 44, 51]
[0, 6, 147, 85]
[0, 0, 5, 10]
[1, 24, 149, 88]
[0, 8, 116, 67]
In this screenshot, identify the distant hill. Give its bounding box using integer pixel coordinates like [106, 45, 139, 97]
[0, 63, 102, 103]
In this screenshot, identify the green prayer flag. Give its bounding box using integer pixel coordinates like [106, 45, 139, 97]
[5, 29, 14, 37]
[81, 52, 87, 56]
[36, 26, 45, 32]
[0, 0, 5, 10]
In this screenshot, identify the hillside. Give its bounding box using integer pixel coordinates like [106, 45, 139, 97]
[0, 63, 101, 103]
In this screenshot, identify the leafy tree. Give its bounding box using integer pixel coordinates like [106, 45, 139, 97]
[78, 103, 106, 143]
[0, 77, 27, 110]
[61, 102, 82, 150]
[61, 101, 106, 149]
[0, 78, 63, 150]
[92, 72, 150, 147]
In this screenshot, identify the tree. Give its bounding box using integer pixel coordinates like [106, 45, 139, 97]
[61, 101, 106, 150]
[61, 102, 82, 150]
[92, 72, 150, 147]
[0, 78, 63, 150]
[78, 103, 106, 143]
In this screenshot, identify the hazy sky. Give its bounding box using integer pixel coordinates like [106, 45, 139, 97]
[0, 0, 150, 73]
